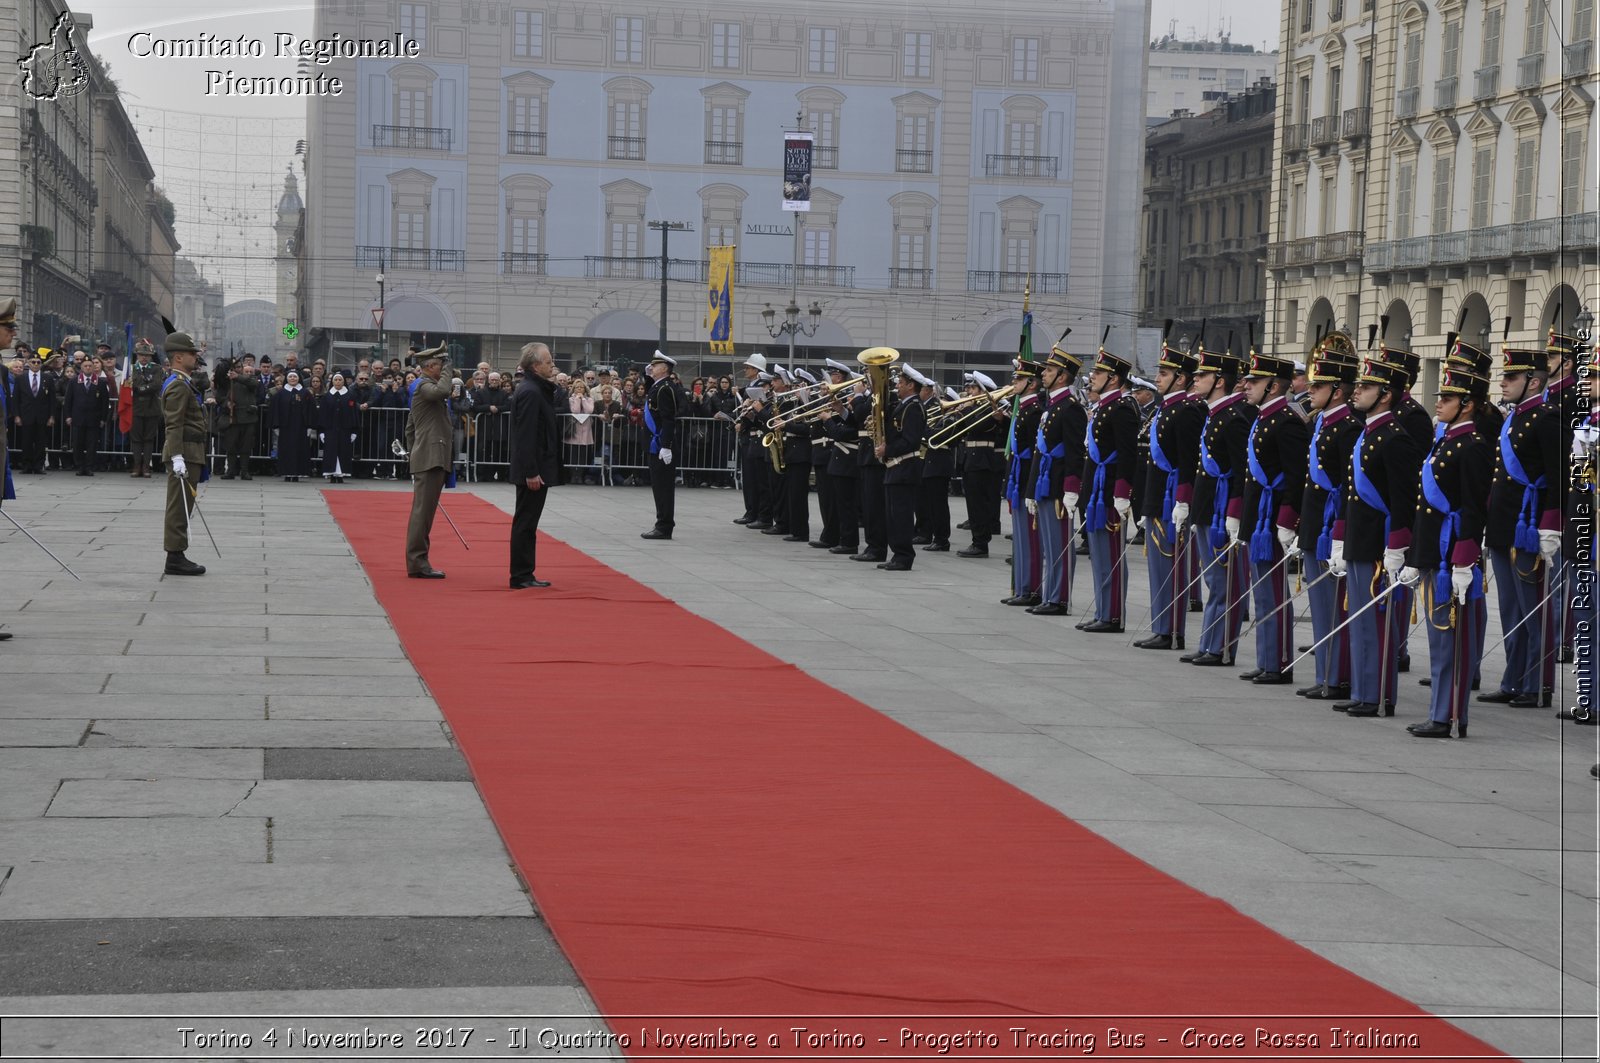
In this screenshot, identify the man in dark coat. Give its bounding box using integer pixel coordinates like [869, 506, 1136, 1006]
[13, 346, 57, 475]
[64, 353, 112, 475]
[509, 343, 561, 587]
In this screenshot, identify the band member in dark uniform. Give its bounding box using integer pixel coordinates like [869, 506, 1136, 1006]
[733, 352, 770, 526]
[640, 351, 679, 541]
[1135, 341, 1205, 650]
[916, 383, 955, 552]
[1079, 345, 1141, 632]
[778, 367, 814, 543]
[1001, 361, 1044, 605]
[1237, 350, 1309, 684]
[1404, 362, 1493, 737]
[1025, 345, 1086, 616]
[1181, 346, 1253, 666]
[1332, 355, 1423, 717]
[957, 371, 1006, 559]
[808, 368, 837, 550]
[1296, 346, 1361, 700]
[848, 378, 889, 564]
[876, 366, 928, 571]
[818, 360, 861, 555]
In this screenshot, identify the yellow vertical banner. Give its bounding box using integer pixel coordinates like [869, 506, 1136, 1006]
[707, 245, 735, 355]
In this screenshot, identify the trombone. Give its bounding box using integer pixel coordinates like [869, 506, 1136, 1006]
[926, 384, 1016, 449]
[765, 376, 861, 430]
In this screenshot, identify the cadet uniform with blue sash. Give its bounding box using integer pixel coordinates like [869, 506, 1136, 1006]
[1296, 350, 1361, 699]
[1183, 348, 1253, 666]
[1024, 346, 1086, 616]
[1002, 364, 1044, 605]
[1079, 347, 1140, 631]
[1406, 364, 1493, 738]
[1239, 352, 1309, 683]
[1135, 344, 1205, 650]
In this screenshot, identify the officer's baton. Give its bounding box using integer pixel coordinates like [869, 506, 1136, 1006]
[183, 478, 223, 559]
[0, 508, 81, 580]
[1284, 576, 1406, 674]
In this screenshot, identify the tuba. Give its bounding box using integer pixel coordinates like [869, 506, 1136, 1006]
[855, 346, 901, 451]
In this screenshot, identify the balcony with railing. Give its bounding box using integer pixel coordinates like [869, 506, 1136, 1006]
[580, 257, 857, 288]
[1265, 231, 1365, 269]
[1517, 52, 1545, 89]
[983, 154, 1059, 178]
[813, 144, 838, 169]
[796, 264, 856, 287]
[967, 271, 1068, 293]
[705, 140, 743, 165]
[1343, 106, 1371, 140]
[372, 124, 451, 151]
[1395, 85, 1421, 119]
[1366, 212, 1599, 273]
[1434, 75, 1459, 110]
[356, 246, 465, 271]
[1474, 65, 1501, 99]
[889, 267, 932, 290]
[1310, 115, 1341, 147]
[1282, 123, 1310, 154]
[607, 136, 645, 161]
[502, 253, 548, 275]
[896, 149, 933, 173]
[506, 130, 546, 155]
[1566, 39, 1595, 77]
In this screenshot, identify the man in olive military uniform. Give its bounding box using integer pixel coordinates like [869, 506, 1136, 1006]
[161, 329, 209, 576]
[128, 340, 163, 477]
[405, 344, 454, 578]
[221, 353, 261, 480]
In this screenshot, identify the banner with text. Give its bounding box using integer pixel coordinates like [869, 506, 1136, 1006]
[782, 132, 813, 212]
[707, 245, 735, 355]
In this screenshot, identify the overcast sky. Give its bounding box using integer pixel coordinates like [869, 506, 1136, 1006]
[1151, 0, 1284, 54]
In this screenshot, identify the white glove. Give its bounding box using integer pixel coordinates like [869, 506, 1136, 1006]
[1025, 497, 1038, 516]
[1451, 565, 1474, 604]
[350, 433, 357, 443]
[1383, 547, 1407, 583]
[1328, 539, 1347, 578]
[658, 448, 673, 466]
[1136, 516, 1147, 531]
[1398, 565, 1421, 587]
[170, 455, 186, 478]
[1538, 529, 1561, 564]
[1063, 491, 1080, 513]
[1114, 496, 1133, 523]
[1225, 516, 1242, 546]
[318, 432, 325, 443]
[1170, 501, 1190, 529]
[1276, 525, 1300, 557]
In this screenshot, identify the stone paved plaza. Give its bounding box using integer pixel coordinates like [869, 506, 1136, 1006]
[0, 473, 1595, 1060]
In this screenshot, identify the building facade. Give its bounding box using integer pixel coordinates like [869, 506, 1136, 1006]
[1146, 36, 1279, 120]
[224, 298, 282, 360]
[1267, 0, 1597, 396]
[1140, 80, 1276, 347]
[173, 257, 225, 347]
[303, 0, 1149, 376]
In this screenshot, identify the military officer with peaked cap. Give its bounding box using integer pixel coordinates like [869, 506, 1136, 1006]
[1025, 343, 1087, 616]
[1078, 343, 1141, 632]
[160, 327, 208, 576]
[640, 350, 680, 540]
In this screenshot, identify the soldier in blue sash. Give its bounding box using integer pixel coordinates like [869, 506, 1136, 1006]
[1402, 363, 1494, 737]
[1543, 328, 1580, 668]
[1296, 346, 1361, 700]
[640, 351, 679, 541]
[1079, 345, 1140, 632]
[1001, 360, 1044, 606]
[1181, 345, 1253, 666]
[1024, 345, 1086, 616]
[1238, 349, 1309, 684]
[1478, 343, 1562, 706]
[1332, 356, 1422, 717]
[1134, 340, 1205, 651]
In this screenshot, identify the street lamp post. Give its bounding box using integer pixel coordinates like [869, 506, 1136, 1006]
[376, 270, 386, 359]
[647, 220, 691, 356]
[761, 298, 823, 366]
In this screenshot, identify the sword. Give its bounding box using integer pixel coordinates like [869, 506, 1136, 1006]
[1482, 562, 1565, 660]
[0, 508, 82, 580]
[1285, 576, 1406, 674]
[183, 478, 222, 558]
[1237, 563, 1336, 643]
[1126, 526, 1230, 639]
[393, 439, 470, 550]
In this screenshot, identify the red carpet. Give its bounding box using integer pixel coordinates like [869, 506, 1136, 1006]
[328, 491, 1508, 1060]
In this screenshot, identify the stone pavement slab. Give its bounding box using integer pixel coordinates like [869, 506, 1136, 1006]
[46, 778, 257, 817]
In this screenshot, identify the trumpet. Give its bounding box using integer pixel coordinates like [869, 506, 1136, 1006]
[926, 384, 1017, 450]
[765, 376, 862, 430]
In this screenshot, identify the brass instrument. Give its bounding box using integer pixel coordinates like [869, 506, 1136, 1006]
[763, 426, 785, 473]
[926, 385, 1017, 449]
[765, 376, 863, 430]
[856, 346, 901, 451]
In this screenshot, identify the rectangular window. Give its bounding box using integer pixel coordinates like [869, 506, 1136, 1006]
[610, 220, 640, 258]
[899, 115, 929, 151]
[1169, 67, 1189, 80]
[1471, 145, 1493, 228]
[1513, 136, 1537, 221]
[510, 95, 542, 134]
[895, 232, 927, 270]
[614, 16, 644, 63]
[1577, 0, 1596, 42]
[509, 215, 540, 255]
[1320, 173, 1337, 232]
[1563, 127, 1587, 211]
[1524, 0, 1546, 54]
[712, 22, 740, 68]
[396, 210, 425, 248]
[1404, 32, 1422, 88]
[1298, 75, 1312, 121]
[1442, 20, 1462, 78]
[1396, 164, 1415, 239]
[513, 10, 542, 58]
[1432, 155, 1452, 233]
[809, 28, 837, 74]
[1011, 37, 1039, 81]
[1483, 8, 1503, 65]
[399, 2, 427, 49]
[1197, 67, 1218, 81]
[1005, 120, 1038, 155]
[396, 89, 427, 127]
[803, 227, 832, 266]
[1328, 66, 1342, 111]
[1003, 234, 1033, 274]
[903, 32, 932, 78]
